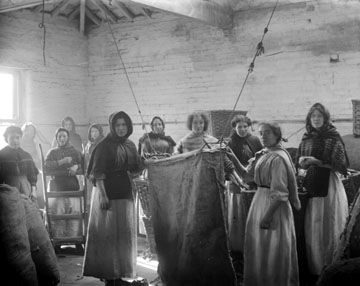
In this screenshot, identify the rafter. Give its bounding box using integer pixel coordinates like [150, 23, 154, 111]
[68, 4, 80, 20]
[91, 0, 117, 24]
[0, 0, 53, 13]
[85, 7, 101, 25]
[80, 0, 85, 34]
[112, 0, 134, 21]
[51, 0, 72, 17]
[140, 7, 152, 19]
[128, 0, 233, 29]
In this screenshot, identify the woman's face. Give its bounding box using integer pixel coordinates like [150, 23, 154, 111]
[235, 122, 249, 138]
[259, 125, 278, 148]
[64, 120, 73, 132]
[57, 131, 68, 147]
[152, 119, 164, 134]
[7, 132, 21, 149]
[192, 115, 205, 134]
[24, 125, 36, 138]
[114, 118, 128, 137]
[310, 109, 324, 129]
[90, 127, 100, 141]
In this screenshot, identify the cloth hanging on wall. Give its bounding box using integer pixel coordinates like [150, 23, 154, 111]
[146, 149, 237, 286]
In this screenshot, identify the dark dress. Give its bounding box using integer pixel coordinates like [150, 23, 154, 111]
[0, 146, 38, 196]
[83, 111, 141, 280]
[227, 132, 262, 253]
[44, 143, 83, 238]
[138, 131, 176, 156]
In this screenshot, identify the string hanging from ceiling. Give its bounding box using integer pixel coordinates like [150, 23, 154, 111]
[38, 0, 46, 66]
[220, 0, 279, 142]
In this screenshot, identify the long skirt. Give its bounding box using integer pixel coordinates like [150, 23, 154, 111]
[83, 187, 137, 280]
[244, 187, 299, 286]
[47, 178, 82, 238]
[305, 171, 348, 275]
[227, 182, 248, 253]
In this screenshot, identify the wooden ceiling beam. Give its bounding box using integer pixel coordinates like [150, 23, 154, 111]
[85, 6, 101, 25]
[129, 0, 233, 29]
[91, 0, 117, 23]
[51, 0, 72, 17]
[140, 7, 152, 19]
[112, 0, 134, 21]
[0, 0, 53, 13]
[68, 4, 80, 20]
[80, 0, 85, 34]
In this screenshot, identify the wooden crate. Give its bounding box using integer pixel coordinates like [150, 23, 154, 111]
[352, 100, 360, 137]
[205, 110, 247, 139]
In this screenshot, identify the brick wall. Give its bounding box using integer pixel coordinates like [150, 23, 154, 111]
[0, 11, 89, 151]
[86, 1, 360, 148]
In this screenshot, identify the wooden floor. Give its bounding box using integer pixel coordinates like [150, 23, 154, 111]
[57, 237, 158, 285]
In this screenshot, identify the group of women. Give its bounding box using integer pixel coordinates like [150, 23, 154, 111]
[0, 102, 350, 286]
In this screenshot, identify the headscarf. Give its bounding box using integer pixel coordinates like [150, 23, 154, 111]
[108, 111, 133, 142]
[55, 127, 70, 148]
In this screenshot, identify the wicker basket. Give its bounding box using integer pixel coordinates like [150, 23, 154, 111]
[352, 100, 360, 137]
[134, 179, 152, 218]
[205, 110, 247, 139]
[142, 216, 157, 254]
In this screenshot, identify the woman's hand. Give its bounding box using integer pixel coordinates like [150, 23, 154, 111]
[99, 193, 111, 210]
[58, 156, 72, 166]
[29, 186, 37, 203]
[299, 156, 322, 169]
[68, 164, 78, 176]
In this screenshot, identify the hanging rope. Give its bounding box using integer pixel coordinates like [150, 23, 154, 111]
[219, 0, 279, 142]
[38, 0, 46, 66]
[106, 17, 157, 154]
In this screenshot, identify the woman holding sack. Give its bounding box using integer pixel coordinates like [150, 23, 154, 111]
[227, 115, 262, 254]
[83, 111, 142, 286]
[296, 103, 349, 278]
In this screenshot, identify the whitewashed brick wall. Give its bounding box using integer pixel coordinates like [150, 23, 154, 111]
[0, 11, 89, 151]
[87, 1, 360, 148]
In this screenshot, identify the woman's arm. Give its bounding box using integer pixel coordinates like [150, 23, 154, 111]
[96, 179, 111, 210]
[260, 156, 289, 229]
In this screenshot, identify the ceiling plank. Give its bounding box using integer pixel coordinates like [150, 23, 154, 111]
[0, 0, 54, 13]
[51, 0, 72, 17]
[129, 0, 233, 29]
[80, 0, 85, 34]
[68, 4, 80, 20]
[85, 6, 101, 25]
[32, 4, 43, 12]
[112, 0, 134, 21]
[91, 0, 117, 23]
[140, 7, 152, 19]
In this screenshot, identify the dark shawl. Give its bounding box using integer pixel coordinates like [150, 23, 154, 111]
[228, 132, 263, 166]
[296, 123, 349, 197]
[138, 131, 176, 155]
[87, 111, 141, 200]
[0, 146, 39, 187]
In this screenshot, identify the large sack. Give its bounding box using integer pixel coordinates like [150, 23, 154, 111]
[23, 196, 60, 286]
[0, 184, 38, 286]
[147, 150, 237, 286]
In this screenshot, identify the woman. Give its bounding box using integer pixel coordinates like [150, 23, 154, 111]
[0, 126, 38, 201]
[44, 128, 83, 239]
[83, 111, 141, 285]
[84, 124, 104, 212]
[174, 112, 217, 154]
[296, 103, 349, 277]
[138, 116, 176, 156]
[227, 115, 262, 253]
[244, 122, 301, 286]
[51, 116, 83, 152]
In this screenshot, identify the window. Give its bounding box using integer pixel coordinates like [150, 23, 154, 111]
[0, 70, 19, 120]
[0, 68, 21, 149]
